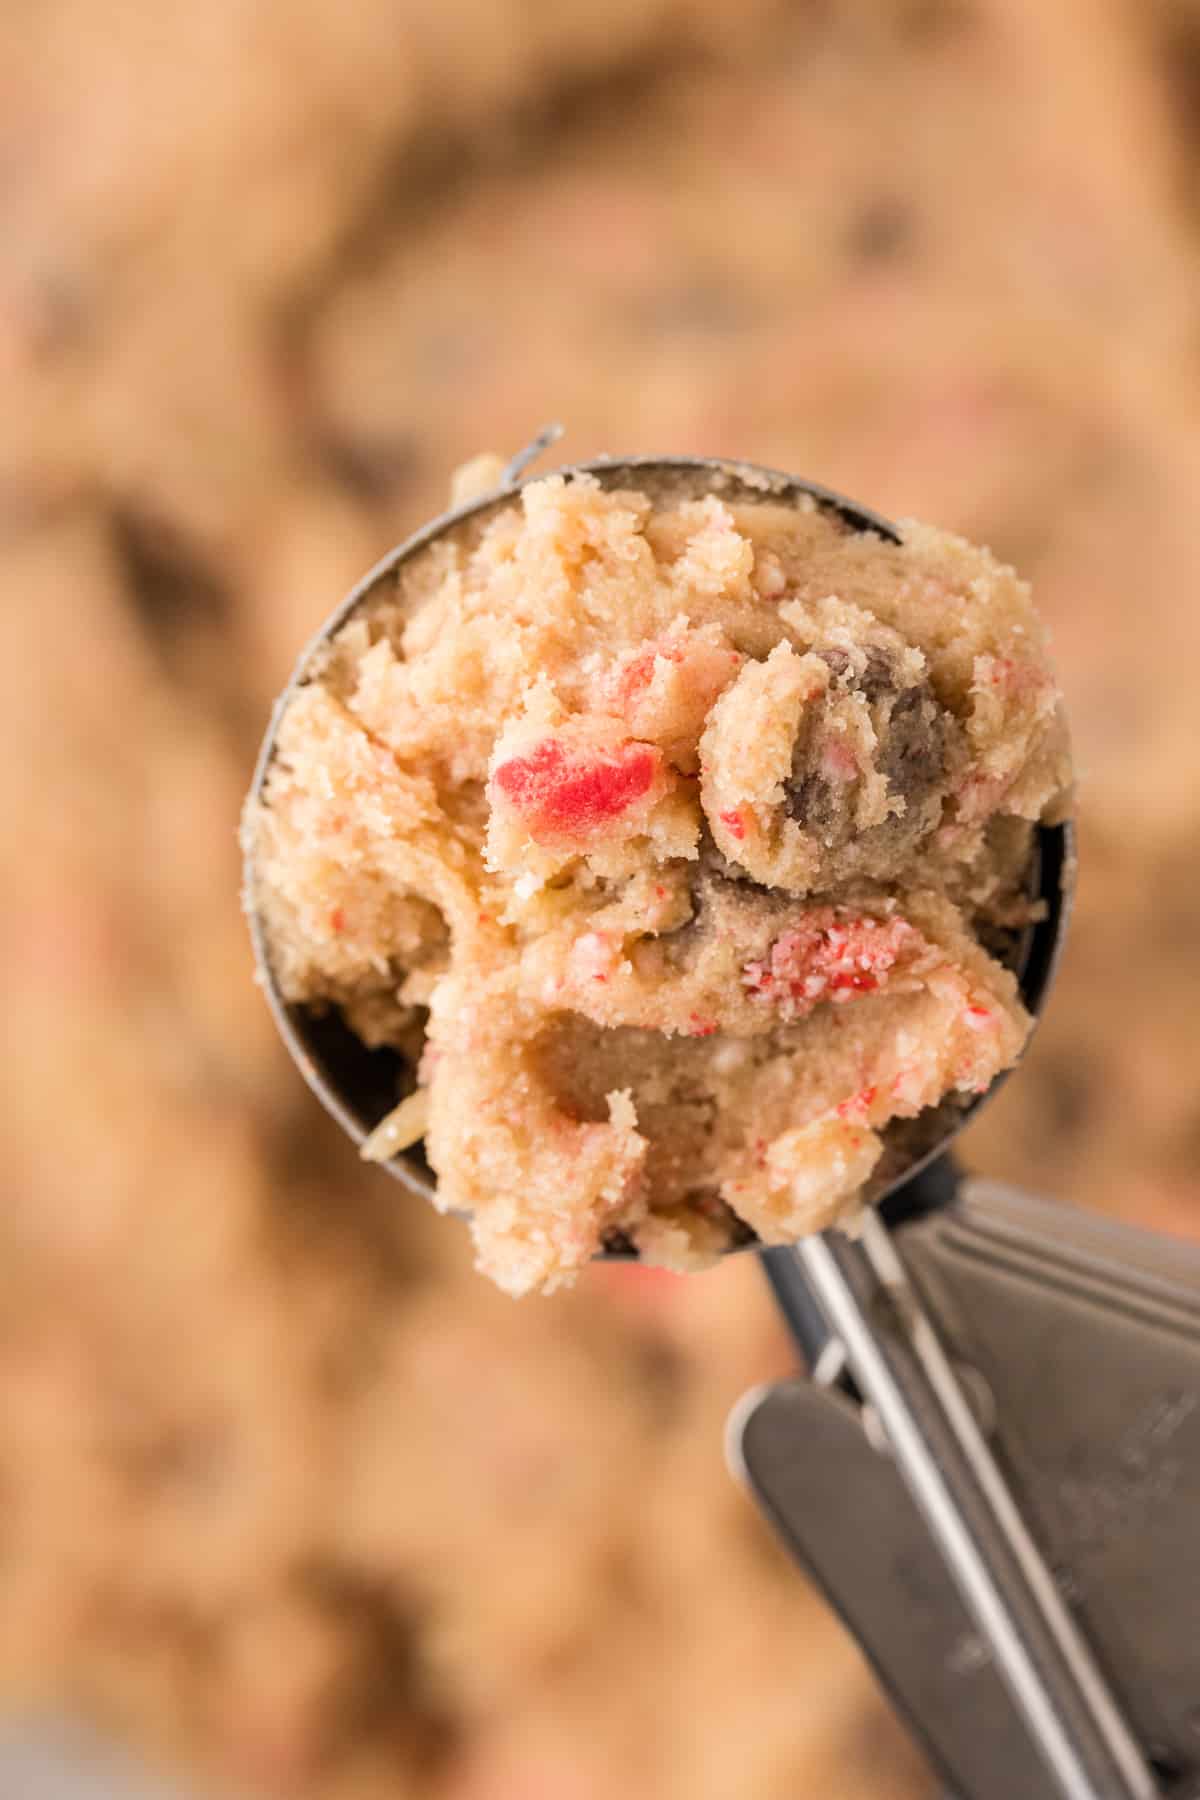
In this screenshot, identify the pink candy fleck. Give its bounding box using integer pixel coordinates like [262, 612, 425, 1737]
[744, 912, 920, 1021]
[614, 642, 684, 708]
[820, 739, 859, 783]
[570, 930, 620, 987]
[836, 1085, 879, 1119]
[980, 655, 1049, 699]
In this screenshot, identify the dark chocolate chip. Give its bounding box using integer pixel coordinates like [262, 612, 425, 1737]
[785, 642, 949, 833]
[877, 682, 949, 803]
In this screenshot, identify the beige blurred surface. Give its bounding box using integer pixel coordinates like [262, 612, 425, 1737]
[2, 1, 1199, 1795]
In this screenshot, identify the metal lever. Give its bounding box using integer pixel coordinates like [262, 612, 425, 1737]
[803, 1216, 1150, 1800]
[732, 1183, 1200, 1800]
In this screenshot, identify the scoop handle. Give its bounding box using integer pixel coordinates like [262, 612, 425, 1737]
[751, 1198, 1157, 1800]
[760, 1153, 963, 1372]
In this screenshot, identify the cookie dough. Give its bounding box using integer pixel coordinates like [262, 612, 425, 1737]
[245, 468, 1071, 1295]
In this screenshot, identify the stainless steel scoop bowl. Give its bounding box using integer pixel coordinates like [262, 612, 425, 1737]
[243, 437, 1074, 1257]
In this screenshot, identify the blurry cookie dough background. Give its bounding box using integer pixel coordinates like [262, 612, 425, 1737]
[2, 1, 1199, 1796]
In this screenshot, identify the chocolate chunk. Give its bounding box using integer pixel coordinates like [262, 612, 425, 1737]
[785, 642, 950, 838]
[819, 643, 902, 702]
[818, 646, 852, 681]
[784, 767, 842, 834]
[877, 681, 950, 803]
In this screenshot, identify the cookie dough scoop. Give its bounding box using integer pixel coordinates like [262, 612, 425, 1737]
[245, 438, 1157, 1800]
[241, 430, 1072, 1260]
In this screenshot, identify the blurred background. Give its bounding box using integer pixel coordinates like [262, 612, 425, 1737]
[3, 0, 1200, 1795]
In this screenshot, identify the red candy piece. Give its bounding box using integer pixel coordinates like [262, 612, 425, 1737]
[744, 913, 918, 1021]
[718, 807, 747, 840]
[494, 737, 660, 838]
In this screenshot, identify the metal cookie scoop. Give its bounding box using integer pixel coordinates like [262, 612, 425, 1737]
[245, 435, 1183, 1800]
[245, 430, 1071, 1238]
